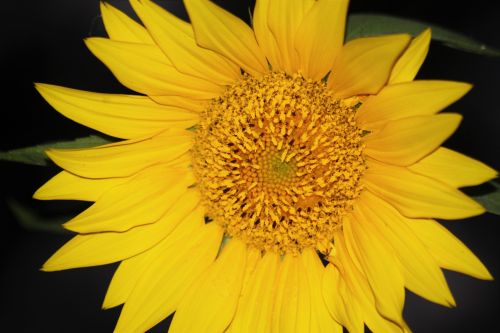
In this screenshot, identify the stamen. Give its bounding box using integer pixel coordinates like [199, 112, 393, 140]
[192, 72, 365, 255]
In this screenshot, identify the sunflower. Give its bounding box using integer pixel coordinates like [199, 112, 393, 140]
[34, 0, 497, 332]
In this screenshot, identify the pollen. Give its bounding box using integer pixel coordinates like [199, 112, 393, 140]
[192, 72, 366, 255]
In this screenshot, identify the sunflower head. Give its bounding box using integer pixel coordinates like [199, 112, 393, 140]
[193, 72, 366, 254]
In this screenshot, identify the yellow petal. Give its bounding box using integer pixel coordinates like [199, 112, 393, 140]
[169, 238, 247, 333]
[356, 80, 472, 129]
[301, 249, 343, 333]
[237, 247, 262, 297]
[271, 254, 302, 332]
[42, 191, 201, 271]
[406, 219, 493, 280]
[63, 167, 195, 233]
[267, 0, 315, 75]
[364, 113, 462, 166]
[344, 211, 406, 326]
[103, 253, 151, 309]
[334, 232, 404, 333]
[341, 218, 364, 274]
[323, 264, 364, 333]
[225, 247, 262, 333]
[85, 37, 223, 98]
[103, 208, 208, 309]
[47, 129, 193, 178]
[328, 34, 411, 98]
[295, 257, 312, 333]
[364, 160, 485, 219]
[35, 84, 199, 139]
[33, 170, 126, 202]
[409, 147, 497, 187]
[160, 151, 192, 169]
[130, 0, 240, 85]
[115, 222, 223, 333]
[295, 0, 349, 80]
[100, 2, 153, 44]
[253, 0, 282, 70]
[358, 191, 456, 307]
[150, 94, 208, 112]
[228, 251, 279, 333]
[389, 28, 431, 84]
[183, 0, 267, 77]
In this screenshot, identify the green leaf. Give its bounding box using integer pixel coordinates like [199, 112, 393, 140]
[0, 135, 113, 166]
[7, 199, 71, 234]
[346, 14, 500, 57]
[470, 181, 500, 216]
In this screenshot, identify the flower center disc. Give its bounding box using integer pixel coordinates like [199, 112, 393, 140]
[193, 72, 366, 254]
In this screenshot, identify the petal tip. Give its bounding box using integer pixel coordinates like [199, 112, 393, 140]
[34, 82, 54, 96]
[473, 201, 487, 216]
[101, 300, 113, 310]
[480, 269, 494, 281]
[84, 37, 104, 50]
[41, 258, 59, 272]
[459, 81, 474, 93]
[44, 149, 58, 162]
[32, 188, 45, 200]
[445, 112, 463, 123]
[62, 220, 85, 233]
[446, 294, 457, 308]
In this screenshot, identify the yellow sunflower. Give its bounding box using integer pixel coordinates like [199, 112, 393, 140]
[34, 0, 497, 332]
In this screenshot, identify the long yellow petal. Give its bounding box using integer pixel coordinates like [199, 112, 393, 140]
[340, 220, 364, 274]
[115, 222, 223, 333]
[323, 264, 364, 333]
[35, 84, 199, 139]
[85, 37, 223, 98]
[295, 256, 312, 333]
[238, 247, 262, 298]
[253, 0, 282, 71]
[406, 219, 493, 280]
[47, 129, 193, 178]
[271, 254, 302, 333]
[130, 0, 240, 85]
[328, 34, 411, 98]
[409, 147, 497, 187]
[267, 0, 315, 75]
[359, 191, 456, 307]
[33, 170, 126, 202]
[183, 0, 268, 77]
[150, 94, 208, 112]
[169, 238, 247, 333]
[344, 211, 406, 326]
[295, 0, 349, 80]
[42, 192, 201, 271]
[111, 219, 211, 316]
[356, 80, 472, 129]
[364, 113, 462, 166]
[364, 160, 485, 219]
[334, 232, 404, 333]
[63, 168, 195, 233]
[228, 251, 278, 333]
[389, 28, 431, 84]
[301, 249, 343, 333]
[103, 208, 208, 309]
[102, 253, 151, 309]
[225, 247, 261, 333]
[100, 2, 153, 44]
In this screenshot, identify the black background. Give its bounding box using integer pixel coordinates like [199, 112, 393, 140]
[1, 0, 499, 332]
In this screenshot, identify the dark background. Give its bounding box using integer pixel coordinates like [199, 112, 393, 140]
[1, 0, 499, 332]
